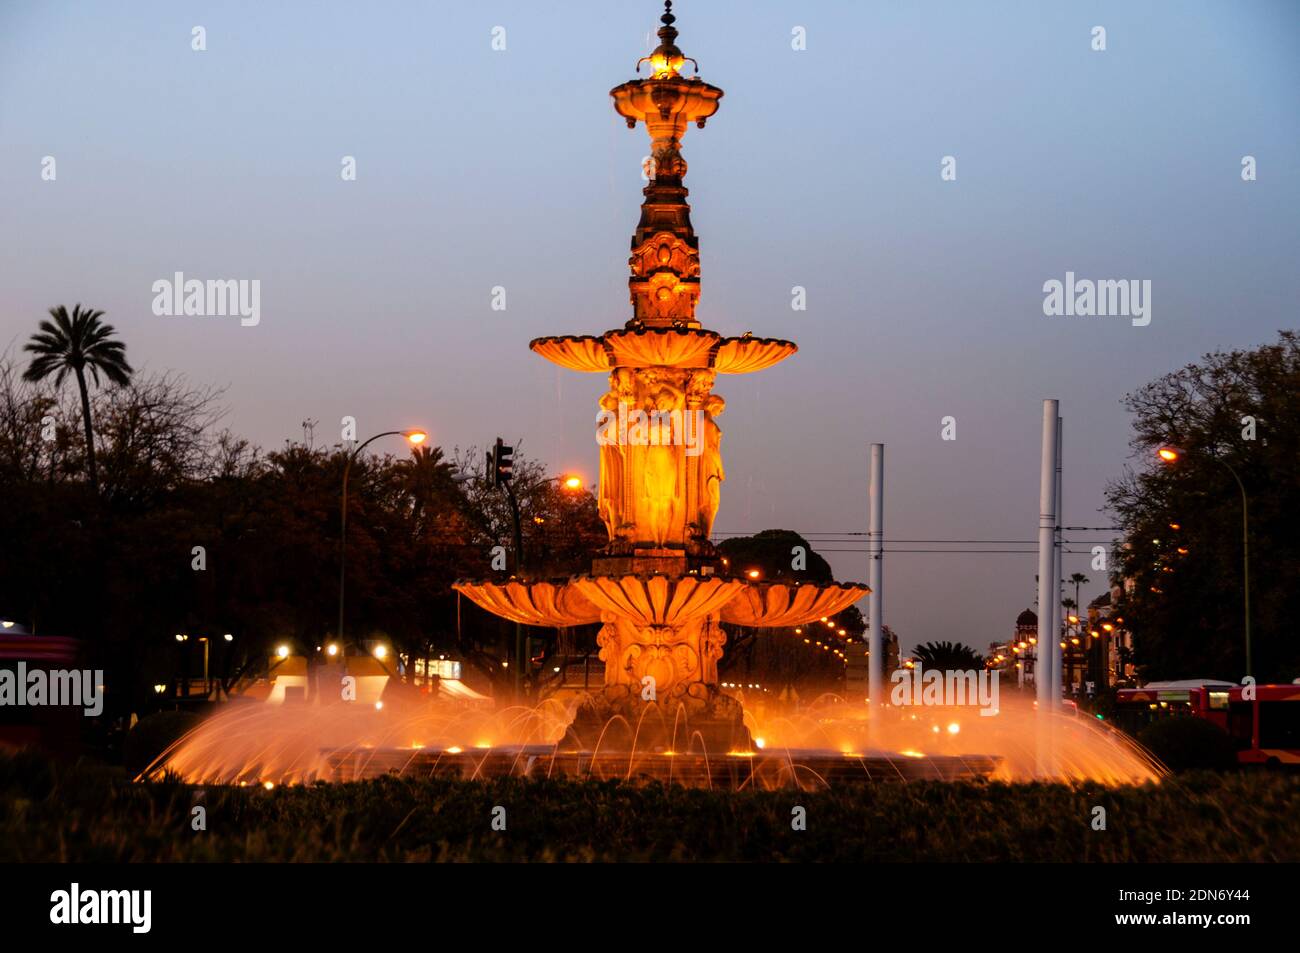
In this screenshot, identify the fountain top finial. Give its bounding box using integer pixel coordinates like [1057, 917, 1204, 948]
[639, 0, 695, 79]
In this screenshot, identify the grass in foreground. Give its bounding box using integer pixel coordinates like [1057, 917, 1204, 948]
[2, 750, 1297, 862]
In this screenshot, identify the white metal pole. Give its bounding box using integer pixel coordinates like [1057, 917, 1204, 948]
[1035, 401, 1059, 715]
[868, 444, 884, 710]
[1053, 416, 1064, 707]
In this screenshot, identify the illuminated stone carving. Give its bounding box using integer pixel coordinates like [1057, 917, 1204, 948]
[456, 3, 867, 749]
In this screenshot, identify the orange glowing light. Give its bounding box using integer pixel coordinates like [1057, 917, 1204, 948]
[406, 430, 429, 445]
[1157, 447, 1180, 462]
[562, 474, 583, 491]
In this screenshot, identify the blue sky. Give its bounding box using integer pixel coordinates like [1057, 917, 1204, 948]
[2, 0, 1297, 653]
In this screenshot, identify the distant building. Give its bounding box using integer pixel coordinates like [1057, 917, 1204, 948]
[1088, 586, 1136, 688]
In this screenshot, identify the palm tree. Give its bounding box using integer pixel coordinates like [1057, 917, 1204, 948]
[1068, 572, 1091, 612]
[912, 640, 984, 671]
[23, 304, 133, 492]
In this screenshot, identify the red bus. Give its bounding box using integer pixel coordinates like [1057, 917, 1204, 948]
[1226, 684, 1300, 767]
[1113, 680, 1234, 734]
[0, 632, 84, 757]
[1115, 679, 1300, 767]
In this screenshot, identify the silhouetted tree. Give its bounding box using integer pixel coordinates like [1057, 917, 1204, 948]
[23, 305, 132, 491]
[913, 640, 984, 671]
[1106, 331, 1300, 681]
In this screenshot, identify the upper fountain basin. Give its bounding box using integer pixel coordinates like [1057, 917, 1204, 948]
[530, 327, 796, 374]
[453, 575, 867, 628]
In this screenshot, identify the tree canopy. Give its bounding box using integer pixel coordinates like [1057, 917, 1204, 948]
[1106, 330, 1300, 681]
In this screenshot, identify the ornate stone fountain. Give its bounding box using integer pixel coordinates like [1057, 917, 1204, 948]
[456, 3, 868, 750]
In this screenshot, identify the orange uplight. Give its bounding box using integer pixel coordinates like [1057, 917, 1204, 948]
[747, 569, 761, 579]
[1157, 447, 1181, 462]
[405, 430, 428, 445]
[562, 474, 583, 491]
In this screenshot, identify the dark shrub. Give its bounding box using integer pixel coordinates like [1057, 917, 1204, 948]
[1137, 717, 1238, 772]
[123, 710, 203, 778]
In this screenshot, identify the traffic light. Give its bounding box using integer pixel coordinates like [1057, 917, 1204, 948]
[487, 437, 514, 487]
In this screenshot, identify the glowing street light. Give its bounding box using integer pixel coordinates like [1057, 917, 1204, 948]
[275, 644, 290, 659]
[339, 428, 431, 652]
[1156, 444, 1252, 675]
[496, 469, 586, 701]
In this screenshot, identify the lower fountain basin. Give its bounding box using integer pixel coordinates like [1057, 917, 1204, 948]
[321, 744, 1001, 788]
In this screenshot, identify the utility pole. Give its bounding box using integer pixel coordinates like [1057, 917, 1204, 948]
[867, 443, 884, 712]
[1036, 400, 1060, 775]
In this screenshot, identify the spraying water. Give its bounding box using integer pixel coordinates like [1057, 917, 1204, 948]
[145, 689, 1162, 789]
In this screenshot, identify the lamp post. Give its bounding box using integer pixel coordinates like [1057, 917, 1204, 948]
[500, 472, 585, 699]
[338, 429, 428, 652]
[1156, 445, 1251, 677]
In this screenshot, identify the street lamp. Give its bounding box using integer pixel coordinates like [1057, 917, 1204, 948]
[1156, 444, 1252, 676]
[496, 471, 584, 699]
[338, 429, 428, 651]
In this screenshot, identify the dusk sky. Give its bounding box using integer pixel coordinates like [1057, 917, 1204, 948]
[2, 0, 1297, 655]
